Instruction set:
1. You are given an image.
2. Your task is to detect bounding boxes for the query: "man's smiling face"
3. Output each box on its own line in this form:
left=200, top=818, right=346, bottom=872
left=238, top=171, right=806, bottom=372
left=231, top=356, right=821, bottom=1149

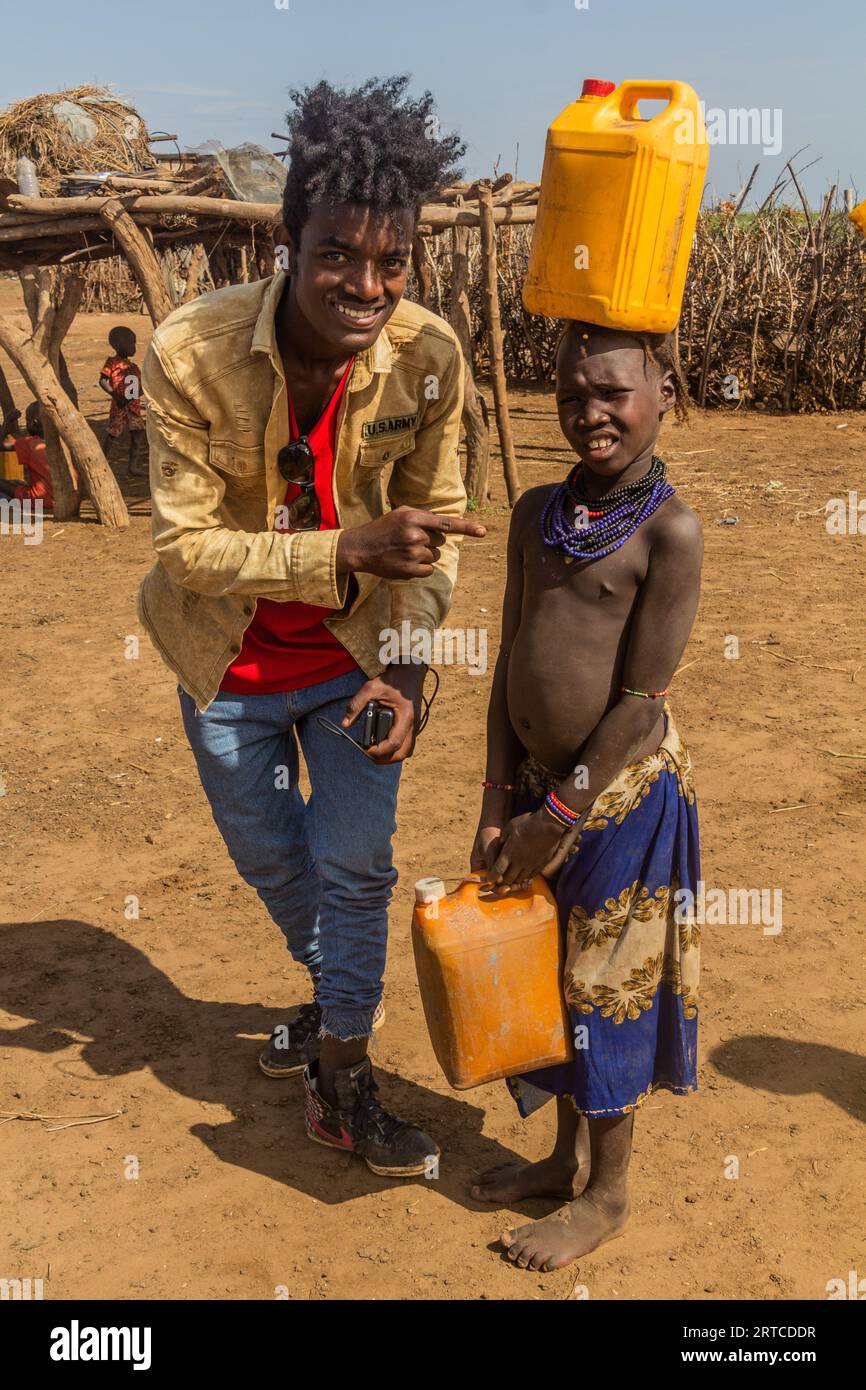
left=276, top=201, right=415, bottom=354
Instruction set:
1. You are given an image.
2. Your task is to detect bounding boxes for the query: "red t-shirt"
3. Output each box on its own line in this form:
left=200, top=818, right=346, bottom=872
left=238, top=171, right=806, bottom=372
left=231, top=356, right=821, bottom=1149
left=220, top=360, right=359, bottom=695
left=12, top=436, right=53, bottom=508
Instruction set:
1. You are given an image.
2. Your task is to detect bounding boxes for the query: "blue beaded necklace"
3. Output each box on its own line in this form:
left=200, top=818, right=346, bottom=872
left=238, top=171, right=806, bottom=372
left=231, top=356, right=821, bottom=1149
left=540, top=456, right=674, bottom=562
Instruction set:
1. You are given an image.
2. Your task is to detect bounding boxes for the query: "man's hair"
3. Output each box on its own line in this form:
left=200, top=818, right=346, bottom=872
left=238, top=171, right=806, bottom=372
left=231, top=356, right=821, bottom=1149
left=559, top=321, right=689, bottom=421
left=108, top=326, right=136, bottom=356
left=281, top=76, right=465, bottom=247
left=25, top=402, right=42, bottom=436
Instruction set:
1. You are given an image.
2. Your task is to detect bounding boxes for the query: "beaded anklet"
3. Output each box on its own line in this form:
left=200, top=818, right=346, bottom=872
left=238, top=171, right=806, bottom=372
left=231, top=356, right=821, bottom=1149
left=621, top=685, right=669, bottom=699
left=543, top=790, right=580, bottom=828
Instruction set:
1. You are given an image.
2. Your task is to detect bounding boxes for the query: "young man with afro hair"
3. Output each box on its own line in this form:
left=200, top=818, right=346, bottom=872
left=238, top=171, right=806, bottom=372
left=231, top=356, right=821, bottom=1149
left=139, top=76, right=485, bottom=1178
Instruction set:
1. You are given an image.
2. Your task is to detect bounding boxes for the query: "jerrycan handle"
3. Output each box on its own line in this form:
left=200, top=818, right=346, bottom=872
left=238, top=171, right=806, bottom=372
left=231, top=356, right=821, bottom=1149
left=616, top=80, right=691, bottom=123
left=453, top=873, right=538, bottom=905
left=450, top=874, right=491, bottom=904
left=414, top=874, right=488, bottom=906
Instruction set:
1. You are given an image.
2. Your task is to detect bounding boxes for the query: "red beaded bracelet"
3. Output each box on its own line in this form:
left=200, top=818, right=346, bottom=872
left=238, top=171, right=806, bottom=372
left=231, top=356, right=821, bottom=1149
left=543, top=791, right=580, bottom=828
left=482, top=779, right=514, bottom=791
left=547, top=789, right=580, bottom=822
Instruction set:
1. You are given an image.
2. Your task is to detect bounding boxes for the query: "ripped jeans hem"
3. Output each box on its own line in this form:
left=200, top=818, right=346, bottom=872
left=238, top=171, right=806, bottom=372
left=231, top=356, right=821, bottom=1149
left=318, top=1007, right=375, bottom=1043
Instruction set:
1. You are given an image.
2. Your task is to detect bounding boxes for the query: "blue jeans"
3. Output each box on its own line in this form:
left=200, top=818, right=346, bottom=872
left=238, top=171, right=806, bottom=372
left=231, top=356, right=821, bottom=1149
left=178, top=668, right=401, bottom=1041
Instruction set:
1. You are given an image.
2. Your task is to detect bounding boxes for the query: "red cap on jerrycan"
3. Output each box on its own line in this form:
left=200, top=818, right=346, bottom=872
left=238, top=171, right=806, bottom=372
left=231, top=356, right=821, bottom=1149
left=580, top=78, right=616, bottom=99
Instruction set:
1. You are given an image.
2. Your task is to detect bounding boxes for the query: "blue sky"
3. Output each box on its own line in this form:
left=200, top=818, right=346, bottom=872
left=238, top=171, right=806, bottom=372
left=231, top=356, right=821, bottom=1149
left=5, top=0, right=862, bottom=206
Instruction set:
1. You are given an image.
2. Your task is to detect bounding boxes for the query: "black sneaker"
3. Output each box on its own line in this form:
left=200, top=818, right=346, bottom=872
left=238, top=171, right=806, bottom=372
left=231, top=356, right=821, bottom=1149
left=259, top=999, right=386, bottom=1079
left=303, top=1056, right=439, bottom=1178
left=259, top=1002, right=321, bottom=1078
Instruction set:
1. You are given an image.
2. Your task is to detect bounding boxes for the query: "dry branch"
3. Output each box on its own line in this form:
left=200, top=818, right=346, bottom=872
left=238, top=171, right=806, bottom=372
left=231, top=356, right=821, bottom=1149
left=450, top=215, right=490, bottom=502
left=8, top=192, right=279, bottom=221
left=0, top=211, right=162, bottom=242
left=478, top=183, right=520, bottom=503
left=99, top=198, right=174, bottom=324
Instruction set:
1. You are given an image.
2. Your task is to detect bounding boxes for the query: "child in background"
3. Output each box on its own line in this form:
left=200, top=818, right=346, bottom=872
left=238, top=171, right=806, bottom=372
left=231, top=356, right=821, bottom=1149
left=99, top=326, right=147, bottom=477
left=0, top=403, right=55, bottom=509
left=470, top=321, right=703, bottom=1272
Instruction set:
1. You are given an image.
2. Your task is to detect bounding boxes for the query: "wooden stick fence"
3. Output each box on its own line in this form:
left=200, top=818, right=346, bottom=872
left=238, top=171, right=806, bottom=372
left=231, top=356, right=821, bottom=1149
left=2, top=162, right=865, bottom=528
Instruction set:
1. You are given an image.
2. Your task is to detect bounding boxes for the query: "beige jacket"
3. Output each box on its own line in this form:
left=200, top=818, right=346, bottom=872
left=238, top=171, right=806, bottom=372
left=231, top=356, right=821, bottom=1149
left=137, top=272, right=466, bottom=709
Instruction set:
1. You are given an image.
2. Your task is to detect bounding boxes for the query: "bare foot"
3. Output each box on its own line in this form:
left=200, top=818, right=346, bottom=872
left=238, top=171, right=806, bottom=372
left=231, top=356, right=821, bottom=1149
left=500, top=1190, right=630, bottom=1271
left=470, top=1154, right=585, bottom=1205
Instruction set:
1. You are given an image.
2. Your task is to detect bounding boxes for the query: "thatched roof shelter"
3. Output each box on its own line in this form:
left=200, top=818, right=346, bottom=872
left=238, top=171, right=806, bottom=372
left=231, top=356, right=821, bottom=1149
left=0, top=84, right=531, bottom=527
left=0, top=84, right=155, bottom=195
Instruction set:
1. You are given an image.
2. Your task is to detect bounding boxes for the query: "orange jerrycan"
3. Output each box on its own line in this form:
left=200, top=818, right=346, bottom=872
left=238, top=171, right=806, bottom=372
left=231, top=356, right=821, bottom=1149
left=523, top=77, right=709, bottom=332
left=411, top=876, right=572, bottom=1089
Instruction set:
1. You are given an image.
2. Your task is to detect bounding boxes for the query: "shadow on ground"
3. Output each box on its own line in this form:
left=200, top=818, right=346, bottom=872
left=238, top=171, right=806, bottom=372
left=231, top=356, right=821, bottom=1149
left=0, top=918, right=525, bottom=1208
left=709, top=1034, right=866, bottom=1125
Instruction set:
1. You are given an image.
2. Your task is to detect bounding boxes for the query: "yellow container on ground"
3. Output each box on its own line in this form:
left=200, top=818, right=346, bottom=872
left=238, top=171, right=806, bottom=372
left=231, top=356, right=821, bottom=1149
left=0, top=450, right=25, bottom=482
left=411, top=875, right=572, bottom=1090
left=523, top=78, right=709, bottom=333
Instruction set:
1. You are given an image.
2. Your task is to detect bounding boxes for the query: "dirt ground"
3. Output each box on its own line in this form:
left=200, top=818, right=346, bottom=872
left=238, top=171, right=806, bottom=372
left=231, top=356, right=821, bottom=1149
left=1, top=280, right=865, bottom=1302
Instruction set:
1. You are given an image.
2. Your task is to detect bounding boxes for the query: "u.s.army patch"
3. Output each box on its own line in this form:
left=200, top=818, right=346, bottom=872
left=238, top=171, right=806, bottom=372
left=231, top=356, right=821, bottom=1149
left=361, top=413, right=418, bottom=440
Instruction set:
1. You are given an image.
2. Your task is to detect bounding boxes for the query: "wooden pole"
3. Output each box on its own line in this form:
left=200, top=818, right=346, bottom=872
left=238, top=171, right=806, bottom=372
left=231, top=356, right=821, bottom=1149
left=459, top=363, right=489, bottom=506
left=46, top=272, right=85, bottom=356
left=449, top=216, right=490, bottom=503
left=0, top=360, right=16, bottom=421
left=0, top=212, right=163, bottom=242
left=102, top=170, right=222, bottom=196
left=440, top=174, right=521, bottom=200
left=4, top=193, right=537, bottom=232
left=56, top=350, right=78, bottom=406
left=411, top=233, right=432, bottom=308
left=0, top=313, right=129, bottom=528
left=419, top=203, right=536, bottom=230
left=42, top=272, right=86, bottom=519
left=58, top=226, right=247, bottom=267
left=18, top=266, right=81, bottom=520
left=182, top=242, right=208, bottom=303
left=257, top=242, right=276, bottom=278
left=18, top=265, right=51, bottom=331
left=0, top=226, right=250, bottom=273
left=208, top=244, right=231, bottom=289
left=9, top=192, right=280, bottom=221
left=99, top=198, right=174, bottom=325
left=477, top=182, right=521, bottom=505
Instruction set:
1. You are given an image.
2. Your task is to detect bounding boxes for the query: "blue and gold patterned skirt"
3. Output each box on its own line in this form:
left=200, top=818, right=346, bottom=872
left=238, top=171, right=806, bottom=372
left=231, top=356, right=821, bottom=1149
left=507, top=709, right=701, bottom=1119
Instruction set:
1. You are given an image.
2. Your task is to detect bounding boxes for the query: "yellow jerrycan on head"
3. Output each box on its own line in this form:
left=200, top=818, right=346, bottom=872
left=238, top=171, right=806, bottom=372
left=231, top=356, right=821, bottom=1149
left=523, top=78, right=709, bottom=333
left=411, top=875, right=573, bottom=1090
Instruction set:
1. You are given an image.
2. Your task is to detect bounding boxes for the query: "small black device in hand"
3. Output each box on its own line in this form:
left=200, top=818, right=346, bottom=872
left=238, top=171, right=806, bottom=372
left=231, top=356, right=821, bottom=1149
left=361, top=700, right=395, bottom=749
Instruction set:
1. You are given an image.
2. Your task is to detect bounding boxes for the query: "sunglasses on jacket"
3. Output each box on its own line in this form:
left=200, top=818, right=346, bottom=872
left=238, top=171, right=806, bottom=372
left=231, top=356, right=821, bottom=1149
left=276, top=435, right=321, bottom=531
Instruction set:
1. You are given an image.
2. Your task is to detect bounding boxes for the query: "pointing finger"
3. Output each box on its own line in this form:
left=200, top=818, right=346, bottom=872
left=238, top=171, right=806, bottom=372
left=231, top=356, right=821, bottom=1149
left=411, top=511, right=487, bottom=539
